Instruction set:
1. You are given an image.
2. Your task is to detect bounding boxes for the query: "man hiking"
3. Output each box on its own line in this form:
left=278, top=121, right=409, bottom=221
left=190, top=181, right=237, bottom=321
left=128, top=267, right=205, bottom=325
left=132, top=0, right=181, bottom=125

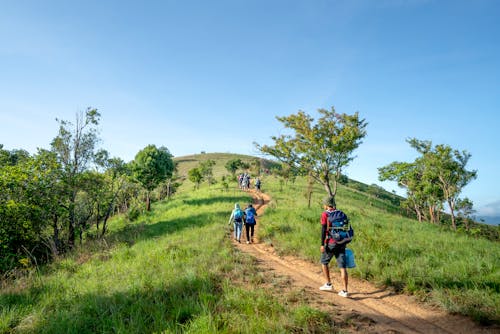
left=319, top=196, right=353, bottom=297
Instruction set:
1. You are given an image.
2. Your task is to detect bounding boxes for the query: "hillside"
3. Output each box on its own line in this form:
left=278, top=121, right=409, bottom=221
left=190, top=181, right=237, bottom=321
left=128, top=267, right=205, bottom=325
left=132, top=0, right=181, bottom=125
left=174, top=152, right=403, bottom=209
left=174, top=152, right=278, bottom=179
left=1, top=153, right=497, bottom=333
left=174, top=152, right=500, bottom=327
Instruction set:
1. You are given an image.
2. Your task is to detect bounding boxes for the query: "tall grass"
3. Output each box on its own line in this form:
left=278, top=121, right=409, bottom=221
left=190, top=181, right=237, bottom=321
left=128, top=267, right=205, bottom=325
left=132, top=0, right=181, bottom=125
left=1, top=187, right=337, bottom=333
left=259, top=176, right=500, bottom=325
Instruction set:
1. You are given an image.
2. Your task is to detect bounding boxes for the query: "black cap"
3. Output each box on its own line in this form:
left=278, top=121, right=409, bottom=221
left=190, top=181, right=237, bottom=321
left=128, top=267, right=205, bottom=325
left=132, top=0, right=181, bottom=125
left=323, top=196, right=336, bottom=208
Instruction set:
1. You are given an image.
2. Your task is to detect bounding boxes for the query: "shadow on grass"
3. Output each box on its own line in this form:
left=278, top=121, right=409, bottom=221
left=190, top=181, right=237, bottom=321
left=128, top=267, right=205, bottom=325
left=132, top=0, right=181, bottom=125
left=182, top=195, right=250, bottom=207
left=107, top=211, right=229, bottom=246
left=29, top=275, right=223, bottom=334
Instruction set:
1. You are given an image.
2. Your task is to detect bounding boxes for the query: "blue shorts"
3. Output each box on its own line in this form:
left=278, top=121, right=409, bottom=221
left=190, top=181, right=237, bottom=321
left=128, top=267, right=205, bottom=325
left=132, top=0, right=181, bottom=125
left=320, top=246, right=347, bottom=268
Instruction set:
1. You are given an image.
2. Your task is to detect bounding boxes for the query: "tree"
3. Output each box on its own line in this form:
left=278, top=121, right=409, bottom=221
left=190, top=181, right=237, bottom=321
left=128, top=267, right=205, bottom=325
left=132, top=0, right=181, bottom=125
left=378, top=161, right=426, bottom=222
left=132, top=145, right=174, bottom=211
left=188, top=167, right=203, bottom=189
left=225, top=158, right=243, bottom=176
left=455, top=197, right=475, bottom=230
left=199, top=159, right=216, bottom=186
left=256, top=107, right=367, bottom=197
left=51, top=108, right=101, bottom=249
left=423, top=142, right=477, bottom=229
left=379, top=138, right=477, bottom=229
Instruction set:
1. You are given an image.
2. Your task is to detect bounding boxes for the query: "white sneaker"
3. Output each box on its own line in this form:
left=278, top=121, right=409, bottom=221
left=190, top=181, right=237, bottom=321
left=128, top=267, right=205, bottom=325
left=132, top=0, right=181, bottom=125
left=338, top=290, right=348, bottom=297
left=319, top=283, right=333, bottom=291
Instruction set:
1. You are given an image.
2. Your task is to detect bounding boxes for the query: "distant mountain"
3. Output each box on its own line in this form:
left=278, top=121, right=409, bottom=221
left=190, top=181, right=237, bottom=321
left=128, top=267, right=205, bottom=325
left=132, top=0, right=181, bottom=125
left=477, top=216, right=500, bottom=226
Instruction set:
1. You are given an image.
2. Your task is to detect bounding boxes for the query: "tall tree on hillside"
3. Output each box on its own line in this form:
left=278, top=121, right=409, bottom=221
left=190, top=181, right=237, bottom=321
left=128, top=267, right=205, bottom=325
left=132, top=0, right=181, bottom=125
left=132, top=145, right=174, bottom=211
left=418, top=140, right=477, bottom=230
left=225, top=159, right=242, bottom=176
left=51, top=108, right=101, bottom=249
left=379, top=161, right=427, bottom=222
left=188, top=167, right=203, bottom=189
left=199, top=159, right=216, bottom=186
left=379, top=138, right=477, bottom=229
left=256, top=107, right=367, bottom=197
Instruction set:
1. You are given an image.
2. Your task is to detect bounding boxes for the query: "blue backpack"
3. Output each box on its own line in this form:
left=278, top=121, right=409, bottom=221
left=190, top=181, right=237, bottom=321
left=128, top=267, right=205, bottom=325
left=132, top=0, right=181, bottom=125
left=234, top=209, right=243, bottom=222
left=245, top=210, right=256, bottom=224
left=327, top=210, right=353, bottom=244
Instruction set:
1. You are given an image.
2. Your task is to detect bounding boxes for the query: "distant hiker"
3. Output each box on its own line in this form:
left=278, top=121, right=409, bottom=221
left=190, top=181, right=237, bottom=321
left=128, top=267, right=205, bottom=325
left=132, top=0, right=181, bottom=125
left=229, top=203, right=244, bottom=243
left=241, top=173, right=250, bottom=191
left=255, top=177, right=261, bottom=192
left=244, top=203, right=257, bottom=244
left=238, top=174, right=243, bottom=189
left=319, top=196, right=353, bottom=297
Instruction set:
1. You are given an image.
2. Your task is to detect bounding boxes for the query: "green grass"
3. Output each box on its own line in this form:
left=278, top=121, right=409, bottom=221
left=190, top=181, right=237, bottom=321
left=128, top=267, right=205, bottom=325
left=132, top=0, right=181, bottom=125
left=0, top=187, right=339, bottom=334
left=259, top=176, right=500, bottom=325
left=2, top=152, right=499, bottom=331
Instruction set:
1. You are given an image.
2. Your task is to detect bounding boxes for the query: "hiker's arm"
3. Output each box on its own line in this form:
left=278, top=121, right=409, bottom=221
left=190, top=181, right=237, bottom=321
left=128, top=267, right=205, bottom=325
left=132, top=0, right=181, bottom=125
left=337, top=236, right=352, bottom=244
left=321, top=224, right=327, bottom=246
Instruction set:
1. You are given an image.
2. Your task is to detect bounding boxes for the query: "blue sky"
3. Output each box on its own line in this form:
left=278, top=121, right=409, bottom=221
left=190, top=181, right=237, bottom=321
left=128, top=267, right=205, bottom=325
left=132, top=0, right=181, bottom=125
left=1, top=0, right=499, bottom=221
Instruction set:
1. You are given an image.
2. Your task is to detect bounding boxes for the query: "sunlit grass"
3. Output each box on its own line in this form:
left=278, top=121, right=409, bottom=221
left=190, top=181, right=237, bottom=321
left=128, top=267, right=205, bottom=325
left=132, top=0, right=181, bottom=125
left=259, top=176, right=500, bottom=324
left=0, top=186, right=340, bottom=333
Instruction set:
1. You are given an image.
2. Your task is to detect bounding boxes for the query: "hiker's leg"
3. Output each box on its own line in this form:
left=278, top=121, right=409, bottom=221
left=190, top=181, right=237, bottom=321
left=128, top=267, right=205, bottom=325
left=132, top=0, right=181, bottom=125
left=236, top=223, right=242, bottom=241
left=322, top=264, right=331, bottom=283
left=245, top=224, right=250, bottom=241
left=340, top=268, right=348, bottom=291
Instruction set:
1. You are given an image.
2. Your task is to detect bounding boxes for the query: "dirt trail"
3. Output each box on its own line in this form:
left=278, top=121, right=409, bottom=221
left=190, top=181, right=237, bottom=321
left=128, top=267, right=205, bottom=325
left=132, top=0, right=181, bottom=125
left=233, top=190, right=498, bottom=334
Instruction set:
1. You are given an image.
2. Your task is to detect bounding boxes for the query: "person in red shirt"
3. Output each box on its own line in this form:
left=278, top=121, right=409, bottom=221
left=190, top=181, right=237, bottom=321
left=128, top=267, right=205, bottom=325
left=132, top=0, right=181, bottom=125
left=319, top=196, right=352, bottom=297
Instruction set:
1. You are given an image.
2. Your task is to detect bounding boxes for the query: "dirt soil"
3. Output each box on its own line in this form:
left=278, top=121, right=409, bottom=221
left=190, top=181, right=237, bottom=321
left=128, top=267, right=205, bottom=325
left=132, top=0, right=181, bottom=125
left=233, top=190, right=499, bottom=334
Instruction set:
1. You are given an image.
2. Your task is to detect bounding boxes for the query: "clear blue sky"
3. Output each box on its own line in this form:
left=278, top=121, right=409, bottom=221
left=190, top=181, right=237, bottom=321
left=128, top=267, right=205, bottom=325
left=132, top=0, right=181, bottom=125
left=1, top=0, right=499, bottom=221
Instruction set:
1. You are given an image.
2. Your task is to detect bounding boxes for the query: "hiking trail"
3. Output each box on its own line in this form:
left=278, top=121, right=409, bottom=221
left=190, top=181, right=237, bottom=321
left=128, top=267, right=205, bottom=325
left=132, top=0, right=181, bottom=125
left=232, top=189, right=498, bottom=334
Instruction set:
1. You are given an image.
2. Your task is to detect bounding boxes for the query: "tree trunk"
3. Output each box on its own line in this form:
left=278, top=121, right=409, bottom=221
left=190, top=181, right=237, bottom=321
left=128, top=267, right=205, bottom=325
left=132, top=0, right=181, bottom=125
left=448, top=199, right=456, bottom=230
left=52, top=214, right=60, bottom=255
left=146, top=192, right=151, bottom=211
left=414, top=203, right=423, bottom=222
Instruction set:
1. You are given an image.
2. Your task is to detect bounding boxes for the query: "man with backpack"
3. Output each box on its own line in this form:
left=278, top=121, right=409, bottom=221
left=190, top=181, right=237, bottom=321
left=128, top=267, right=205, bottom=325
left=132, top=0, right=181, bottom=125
left=244, top=203, right=257, bottom=244
left=319, top=196, right=353, bottom=297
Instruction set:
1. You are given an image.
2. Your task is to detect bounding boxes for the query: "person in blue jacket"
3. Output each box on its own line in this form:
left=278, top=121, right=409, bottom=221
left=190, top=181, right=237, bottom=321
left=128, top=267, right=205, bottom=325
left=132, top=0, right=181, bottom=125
left=244, top=203, right=257, bottom=244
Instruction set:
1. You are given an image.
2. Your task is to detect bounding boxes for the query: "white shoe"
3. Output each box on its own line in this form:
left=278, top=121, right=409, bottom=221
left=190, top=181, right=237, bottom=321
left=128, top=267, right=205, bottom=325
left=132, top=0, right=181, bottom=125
left=338, top=290, right=348, bottom=297
left=319, top=283, right=333, bottom=291
left=246, top=241, right=250, bottom=244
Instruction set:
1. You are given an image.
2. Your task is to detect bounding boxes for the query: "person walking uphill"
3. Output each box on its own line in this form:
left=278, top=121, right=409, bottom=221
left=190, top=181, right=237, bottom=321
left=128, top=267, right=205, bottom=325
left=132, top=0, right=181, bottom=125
left=229, top=203, right=244, bottom=243
left=244, top=203, right=257, bottom=244
left=319, top=196, right=353, bottom=297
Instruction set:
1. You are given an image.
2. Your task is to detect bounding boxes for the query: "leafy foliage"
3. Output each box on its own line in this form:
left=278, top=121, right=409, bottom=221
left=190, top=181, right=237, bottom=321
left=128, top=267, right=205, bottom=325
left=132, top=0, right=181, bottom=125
left=132, top=145, right=174, bottom=210
left=256, top=107, right=367, bottom=197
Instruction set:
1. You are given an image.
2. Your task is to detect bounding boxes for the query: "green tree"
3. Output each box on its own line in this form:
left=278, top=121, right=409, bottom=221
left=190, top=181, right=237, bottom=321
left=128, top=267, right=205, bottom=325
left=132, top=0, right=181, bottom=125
left=188, top=167, right=203, bottom=189
left=50, top=108, right=101, bottom=249
left=132, top=145, right=174, bottom=211
left=256, top=107, right=367, bottom=197
left=0, top=149, right=63, bottom=270
left=420, top=141, right=477, bottom=229
left=225, top=158, right=243, bottom=176
left=199, top=159, right=216, bottom=186
left=379, top=138, right=477, bottom=229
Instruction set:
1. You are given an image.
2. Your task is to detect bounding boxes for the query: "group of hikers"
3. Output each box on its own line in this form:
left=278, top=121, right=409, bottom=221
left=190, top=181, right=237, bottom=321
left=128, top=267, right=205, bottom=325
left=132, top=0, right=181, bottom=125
left=228, top=193, right=354, bottom=298
left=237, top=173, right=261, bottom=192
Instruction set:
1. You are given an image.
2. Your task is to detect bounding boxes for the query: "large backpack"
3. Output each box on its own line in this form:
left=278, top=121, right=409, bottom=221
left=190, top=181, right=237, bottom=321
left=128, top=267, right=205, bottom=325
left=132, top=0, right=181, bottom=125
left=326, top=210, right=353, bottom=245
left=234, top=209, right=243, bottom=223
left=245, top=210, right=256, bottom=224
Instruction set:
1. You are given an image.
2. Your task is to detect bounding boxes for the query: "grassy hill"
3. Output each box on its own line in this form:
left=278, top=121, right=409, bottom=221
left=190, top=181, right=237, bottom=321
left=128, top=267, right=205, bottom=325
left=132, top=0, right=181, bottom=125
left=1, top=152, right=498, bottom=332
left=175, top=153, right=499, bottom=324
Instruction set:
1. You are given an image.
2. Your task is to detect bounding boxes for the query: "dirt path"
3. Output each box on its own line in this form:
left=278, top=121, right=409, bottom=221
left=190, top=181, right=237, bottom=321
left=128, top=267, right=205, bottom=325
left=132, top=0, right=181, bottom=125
left=233, top=190, right=498, bottom=334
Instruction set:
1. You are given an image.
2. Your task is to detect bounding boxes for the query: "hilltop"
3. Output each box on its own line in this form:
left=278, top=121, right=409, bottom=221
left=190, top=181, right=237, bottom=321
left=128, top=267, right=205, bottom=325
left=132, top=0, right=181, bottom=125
left=174, top=152, right=279, bottom=178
